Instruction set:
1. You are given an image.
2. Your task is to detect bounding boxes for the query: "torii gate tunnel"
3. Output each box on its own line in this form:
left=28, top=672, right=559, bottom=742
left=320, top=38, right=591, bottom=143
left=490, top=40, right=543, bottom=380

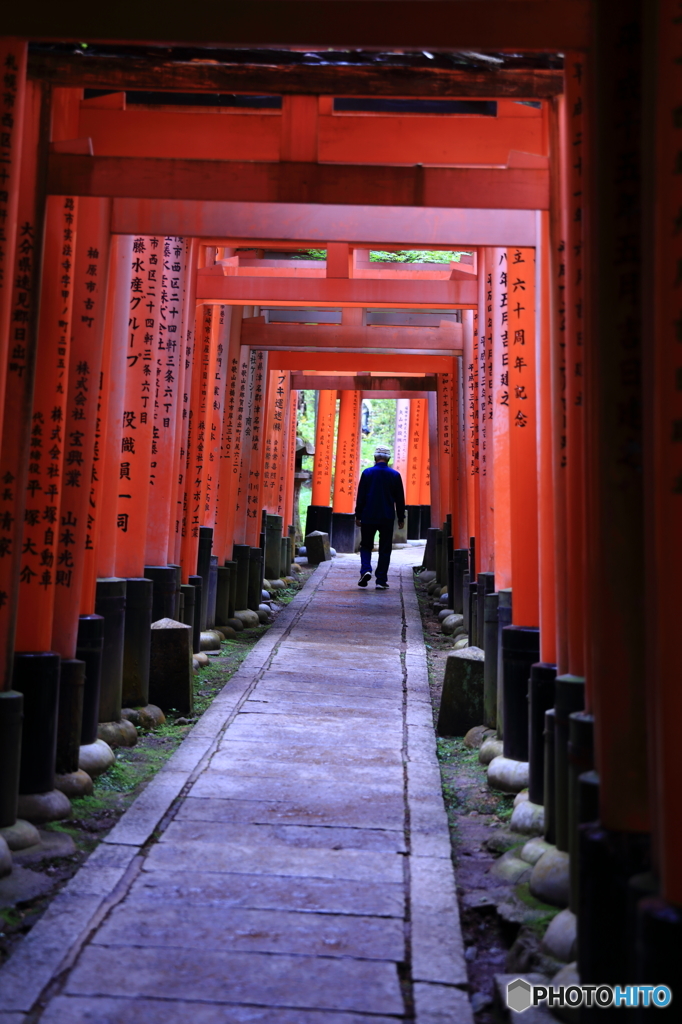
left=0, top=0, right=680, bottom=992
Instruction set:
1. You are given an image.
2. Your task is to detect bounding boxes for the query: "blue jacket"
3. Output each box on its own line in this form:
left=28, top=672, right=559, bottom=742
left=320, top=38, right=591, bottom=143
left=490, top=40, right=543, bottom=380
left=355, top=462, right=406, bottom=522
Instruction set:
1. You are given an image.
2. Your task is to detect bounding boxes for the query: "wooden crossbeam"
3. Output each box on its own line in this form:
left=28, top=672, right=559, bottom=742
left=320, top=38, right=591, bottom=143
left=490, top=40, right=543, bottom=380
left=267, top=351, right=454, bottom=373
left=291, top=374, right=437, bottom=390
left=7, top=2, right=589, bottom=50
left=111, top=198, right=538, bottom=247
left=47, top=154, right=549, bottom=210
left=361, top=391, right=429, bottom=400
left=28, top=51, right=564, bottom=99
left=240, top=317, right=463, bottom=349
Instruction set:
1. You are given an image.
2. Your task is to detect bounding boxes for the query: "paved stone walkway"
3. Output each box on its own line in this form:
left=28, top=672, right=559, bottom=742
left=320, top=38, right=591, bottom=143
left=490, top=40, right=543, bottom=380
left=0, top=549, right=470, bottom=1024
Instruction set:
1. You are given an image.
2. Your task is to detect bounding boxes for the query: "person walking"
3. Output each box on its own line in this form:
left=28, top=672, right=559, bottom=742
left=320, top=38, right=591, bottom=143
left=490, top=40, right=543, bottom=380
left=355, top=445, right=406, bottom=589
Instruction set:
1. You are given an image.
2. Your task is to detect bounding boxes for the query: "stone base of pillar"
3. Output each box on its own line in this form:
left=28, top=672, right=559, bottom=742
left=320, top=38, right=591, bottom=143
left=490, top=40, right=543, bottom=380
left=97, top=719, right=138, bottom=747
left=149, top=618, right=194, bottom=715
left=13, top=652, right=60, bottom=799
left=405, top=505, right=421, bottom=539
left=419, top=504, right=431, bottom=538
left=305, top=504, right=333, bottom=538
left=122, top=577, right=153, bottom=708
left=0, top=690, right=23, bottom=830
left=94, top=578, right=127, bottom=724
left=331, top=512, right=356, bottom=554
left=577, top=822, right=651, bottom=986
left=437, top=647, right=484, bottom=736
left=76, top=614, right=104, bottom=747
left=635, top=895, right=682, bottom=1002
left=501, top=625, right=540, bottom=763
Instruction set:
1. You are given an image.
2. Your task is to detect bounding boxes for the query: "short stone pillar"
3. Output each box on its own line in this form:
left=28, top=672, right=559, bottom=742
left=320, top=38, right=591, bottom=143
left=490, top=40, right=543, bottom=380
left=149, top=618, right=194, bottom=715
left=437, top=647, right=485, bottom=736
left=392, top=512, right=408, bottom=544
left=305, top=530, right=331, bottom=565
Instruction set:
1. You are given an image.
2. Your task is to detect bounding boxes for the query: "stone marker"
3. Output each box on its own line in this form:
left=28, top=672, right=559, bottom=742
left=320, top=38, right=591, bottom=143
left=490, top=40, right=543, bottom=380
left=305, top=530, right=331, bottom=565
left=437, top=647, right=485, bottom=736
left=149, top=618, right=193, bottom=715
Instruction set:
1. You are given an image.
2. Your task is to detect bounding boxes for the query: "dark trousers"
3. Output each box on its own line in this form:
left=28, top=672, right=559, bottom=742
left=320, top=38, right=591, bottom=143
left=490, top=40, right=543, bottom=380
left=359, top=519, right=394, bottom=584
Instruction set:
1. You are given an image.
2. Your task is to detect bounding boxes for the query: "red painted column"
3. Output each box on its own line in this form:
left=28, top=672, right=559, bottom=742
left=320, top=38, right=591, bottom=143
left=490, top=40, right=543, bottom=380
left=0, top=40, right=27, bottom=459
left=548, top=94, right=570, bottom=675
left=406, top=397, right=426, bottom=508
left=171, top=240, right=199, bottom=565
left=203, top=305, right=229, bottom=532
left=179, top=302, right=215, bottom=581
left=463, top=310, right=479, bottom=553
left=51, top=199, right=111, bottom=657
left=230, top=340, right=252, bottom=547
left=507, top=246, right=539, bottom=628
left=0, top=80, right=47, bottom=689
left=244, top=349, right=267, bottom=547
left=491, top=248, right=512, bottom=590
left=14, top=189, right=78, bottom=648
left=563, top=53, right=588, bottom=686
left=311, top=389, right=337, bottom=507
left=645, top=0, right=682, bottom=907
left=114, top=235, right=161, bottom=579
left=213, top=305, right=243, bottom=562
left=93, top=236, right=134, bottom=581
left=332, top=390, right=360, bottom=514
left=393, top=399, right=410, bottom=488
left=478, top=252, right=493, bottom=571
left=536, top=212, right=557, bottom=665
left=262, top=368, right=290, bottom=515
left=426, top=392, right=441, bottom=527
left=145, top=236, right=187, bottom=565
left=282, top=388, right=298, bottom=534
left=419, top=410, right=431, bottom=509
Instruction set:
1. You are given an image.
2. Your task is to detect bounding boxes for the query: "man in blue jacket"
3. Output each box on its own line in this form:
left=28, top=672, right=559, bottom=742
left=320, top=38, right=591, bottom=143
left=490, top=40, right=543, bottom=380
left=355, top=445, right=406, bottom=589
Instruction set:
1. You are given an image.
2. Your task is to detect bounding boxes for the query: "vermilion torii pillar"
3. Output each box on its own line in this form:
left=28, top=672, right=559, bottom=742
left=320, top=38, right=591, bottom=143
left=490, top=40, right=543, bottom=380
left=491, top=247, right=512, bottom=592
left=331, top=388, right=360, bottom=552
left=563, top=52, right=588, bottom=687
left=393, top=399, right=410, bottom=485
left=51, top=198, right=111, bottom=658
left=14, top=188, right=78, bottom=652
left=477, top=249, right=493, bottom=573
left=171, top=240, right=199, bottom=565
left=0, top=39, right=27, bottom=462
left=213, top=304, right=243, bottom=563
left=114, top=235, right=160, bottom=578
left=501, top=245, right=540, bottom=765
left=310, top=388, right=337, bottom=510
left=641, top=0, right=682, bottom=935
left=144, top=237, right=187, bottom=567
left=406, top=396, right=426, bottom=539
left=0, top=81, right=46, bottom=691
left=507, top=246, right=539, bottom=629
left=463, top=310, right=479, bottom=557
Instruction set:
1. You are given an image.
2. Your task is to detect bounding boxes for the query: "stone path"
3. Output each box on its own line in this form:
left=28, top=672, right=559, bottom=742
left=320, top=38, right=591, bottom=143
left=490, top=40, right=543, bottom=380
left=0, top=549, right=470, bottom=1024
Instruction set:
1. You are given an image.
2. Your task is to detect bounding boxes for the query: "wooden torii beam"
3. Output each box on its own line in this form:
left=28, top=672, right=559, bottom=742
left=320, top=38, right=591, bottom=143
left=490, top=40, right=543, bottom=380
left=240, top=317, right=463, bottom=349
left=48, top=154, right=549, bottom=210
left=5, top=2, right=590, bottom=50
left=111, top=199, right=538, bottom=247
left=197, top=273, right=476, bottom=309
left=291, top=374, right=437, bottom=391
left=28, top=50, right=564, bottom=99
left=268, top=351, right=453, bottom=373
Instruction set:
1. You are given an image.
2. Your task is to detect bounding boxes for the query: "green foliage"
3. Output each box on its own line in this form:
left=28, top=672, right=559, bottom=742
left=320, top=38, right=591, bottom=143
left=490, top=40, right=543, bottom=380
left=289, top=248, right=470, bottom=263
left=369, top=250, right=466, bottom=263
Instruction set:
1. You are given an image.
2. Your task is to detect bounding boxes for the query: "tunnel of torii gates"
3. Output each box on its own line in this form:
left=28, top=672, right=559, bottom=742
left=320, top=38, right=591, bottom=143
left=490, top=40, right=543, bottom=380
left=1, top=0, right=682, bottom=987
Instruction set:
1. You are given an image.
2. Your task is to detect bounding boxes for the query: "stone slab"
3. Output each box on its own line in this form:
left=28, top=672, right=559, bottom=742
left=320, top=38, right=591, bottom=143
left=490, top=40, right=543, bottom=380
left=102, top=771, right=189, bottom=847
left=414, top=983, right=475, bottom=1024
left=65, top=947, right=405, bottom=1015
left=144, top=840, right=404, bottom=884
left=0, top=893, right=104, bottom=1011
left=174, top=795, right=405, bottom=830
left=162, top=819, right=406, bottom=852
left=94, top=903, right=405, bottom=961
left=203, top=756, right=404, bottom=786
left=127, top=868, right=405, bottom=918
left=41, top=996, right=400, bottom=1024
left=410, top=856, right=467, bottom=986
left=213, top=738, right=405, bottom=768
